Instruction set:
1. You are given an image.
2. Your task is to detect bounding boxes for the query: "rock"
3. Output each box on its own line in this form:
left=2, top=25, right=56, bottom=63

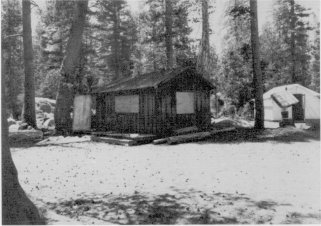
left=36, top=109, right=43, bottom=114
left=44, top=113, right=54, bottom=120
left=9, top=124, right=19, bottom=132
left=39, top=103, right=52, bottom=113
left=27, top=126, right=33, bottom=130
left=43, top=118, right=55, bottom=129
left=9, top=130, right=43, bottom=143
left=18, top=123, right=29, bottom=130
left=7, top=118, right=17, bottom=127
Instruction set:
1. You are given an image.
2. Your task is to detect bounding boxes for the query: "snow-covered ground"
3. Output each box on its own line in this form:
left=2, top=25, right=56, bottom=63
left=11, top=133, right=320, bottom=224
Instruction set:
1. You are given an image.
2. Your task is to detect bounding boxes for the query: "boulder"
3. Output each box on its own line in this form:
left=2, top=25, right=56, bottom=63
left=9, top=124, right=19, bottom=132
left=7, top=118, right=17, bottom=127
left=43, top=118, right=55, bottom=129
left=18, top=123, right=29, bottom=130
left=9, top=129, right=43, bottom=143
left=39, top=103, right=52, bottom=113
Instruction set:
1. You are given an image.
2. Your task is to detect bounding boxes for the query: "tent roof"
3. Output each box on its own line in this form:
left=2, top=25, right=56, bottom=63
left=92, top=67, right=215, bottom=93
left=271, top=91, right=299, bottom=108
left=264, top=84, right=320, bottom=99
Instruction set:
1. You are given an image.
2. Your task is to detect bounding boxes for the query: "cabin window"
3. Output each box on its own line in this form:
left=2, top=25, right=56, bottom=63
left=176, top=92, right=194, bottom=114
left=115, top=95, right=139, bottom=113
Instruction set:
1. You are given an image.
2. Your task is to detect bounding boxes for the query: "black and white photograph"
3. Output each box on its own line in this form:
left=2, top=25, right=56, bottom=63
left=1, top=0, right=320, bottom=224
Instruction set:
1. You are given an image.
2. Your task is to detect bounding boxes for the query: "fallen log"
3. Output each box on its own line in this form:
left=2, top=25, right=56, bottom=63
left=167, top=131, right=211, bottom=145
left=152, top=138, right=168, bottom=145
left=210, top=127, right=236, bottom=135
left=173, top=126, right=198, bottom=135
left=167, top=127, right=236, bottom=145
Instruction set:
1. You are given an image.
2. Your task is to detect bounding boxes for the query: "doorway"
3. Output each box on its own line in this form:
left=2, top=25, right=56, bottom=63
left=292, top=94, right=305, bottom=121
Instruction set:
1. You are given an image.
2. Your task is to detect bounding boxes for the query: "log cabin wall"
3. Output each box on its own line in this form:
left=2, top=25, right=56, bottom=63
left=156, top=72, right=211, bottom=135
left=92, top=67, right=214, bottom=135
left=95, top=89, right=157, bottom=134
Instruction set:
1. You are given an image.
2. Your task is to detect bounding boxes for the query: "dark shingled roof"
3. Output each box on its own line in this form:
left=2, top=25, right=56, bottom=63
left=92, top=67, right=215, bottom=93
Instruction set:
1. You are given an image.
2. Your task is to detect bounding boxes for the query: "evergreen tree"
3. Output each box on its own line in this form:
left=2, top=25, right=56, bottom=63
left=22, top=0, right=36, bottom=128
left=94, top=0, right=137, bottom=81
left=34, top=0, right=75, bottom=99
left=54, top=0, right=88, bottom=135
left=2, top=52, right=44, bottom=225
left=310, top=22, right=320, bottom=92
left=165, top=0, right=174, bottom=69
left=197, top=0, right=211, bottom=79
left=139, top=0, right=193, bottom=72
left=250, top=0, right=264, bottom=129
left=260, top=22, right=288, bottom=90
left=218, top=0, right=253, bottom=108
left=1, top=0, right=23, bottom=119
left=273, top=0, right=312, bottom=85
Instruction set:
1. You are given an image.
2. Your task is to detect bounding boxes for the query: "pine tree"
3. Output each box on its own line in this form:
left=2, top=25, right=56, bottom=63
left=94, top=0, right=137, bottom=81
left=218, top=0, right=253, bottom=108
left=310, top=22, right=320, bottom=92
left=2, top=39, right=44, bottom=226
left=22, top=0, right=36, bottom=128
left=139, top=0, right=193, bottom=72
left=1, top=0, right=23, bottom=119
left=197, top=0, right=211, bottom=79
left=273, top=0, right=312, bottom=85
left=250, top=0, right=264, bottom=129
left=165, top=0, right=174, bottom=69
left=34, top=0, right=75, bottom=98
left=54, top=0, right=88, bottom=135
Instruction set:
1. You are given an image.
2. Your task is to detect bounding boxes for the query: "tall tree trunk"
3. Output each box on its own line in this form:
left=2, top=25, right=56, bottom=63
left=2, top=49, right=44, bottom=225
left=22, top=0, right=36, bottom=128
left=198, top=0, right=210, bottom=79
left=250, top=0, right=264, bottom=129
left=5, top=0, right=21, bottom=120
left=54, top=0, right=88, bottom=135
left=113, top=2, right=120, bottom=79
left=165, top=0, right=174, bottom=69
left=152, top=26, right=158, bottom=71
left=290, top=0, right=296, bottom=83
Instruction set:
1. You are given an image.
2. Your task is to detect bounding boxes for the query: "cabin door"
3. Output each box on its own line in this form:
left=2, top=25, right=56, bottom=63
left=292, top=94, right=305, bottom=121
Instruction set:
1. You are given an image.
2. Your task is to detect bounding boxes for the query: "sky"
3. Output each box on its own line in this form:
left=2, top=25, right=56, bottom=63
left=32, top=0, right=320, bottom=54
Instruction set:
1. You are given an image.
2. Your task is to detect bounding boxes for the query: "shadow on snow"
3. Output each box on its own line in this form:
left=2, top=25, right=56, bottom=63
left=198, top=127, right=320, bottom=145
left=40, top=188, right=320, bottom=224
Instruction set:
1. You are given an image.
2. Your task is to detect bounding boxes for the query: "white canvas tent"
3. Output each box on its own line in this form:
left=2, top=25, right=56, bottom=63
left=263, top=84, right=320, bottom=124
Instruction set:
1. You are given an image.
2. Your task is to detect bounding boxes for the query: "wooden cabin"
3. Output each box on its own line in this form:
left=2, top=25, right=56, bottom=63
left=91, top=67, right=215, bottom=135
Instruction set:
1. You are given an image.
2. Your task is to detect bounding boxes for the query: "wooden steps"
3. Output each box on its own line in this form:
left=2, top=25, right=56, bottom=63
left=91, top=127, right=236, bottom=146
left=91, top=136, right=137, bottom=146
left=91, top=132, right=156, bottom=146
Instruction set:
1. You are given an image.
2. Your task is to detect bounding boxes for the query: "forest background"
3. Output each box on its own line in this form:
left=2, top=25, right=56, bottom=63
left=2, top=0, right=320, bottom=121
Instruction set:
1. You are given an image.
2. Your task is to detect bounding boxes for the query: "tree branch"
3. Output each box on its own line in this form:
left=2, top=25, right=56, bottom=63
left=4, top=34, right=23, bottom=39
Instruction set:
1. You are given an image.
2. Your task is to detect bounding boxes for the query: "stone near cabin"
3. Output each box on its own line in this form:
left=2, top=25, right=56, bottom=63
left=7, top=118, right=17, bottom=127
left=9, top=124, right=19, bottom=132
left=43, top=118, right=55, bottom=129
left=39, top=102, right=52, bottom=113
left=36, top=109, right=43, bottom=114
left=18, top=123, right=29, bottom=130
left=9, top=129, right=43, bottom=143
